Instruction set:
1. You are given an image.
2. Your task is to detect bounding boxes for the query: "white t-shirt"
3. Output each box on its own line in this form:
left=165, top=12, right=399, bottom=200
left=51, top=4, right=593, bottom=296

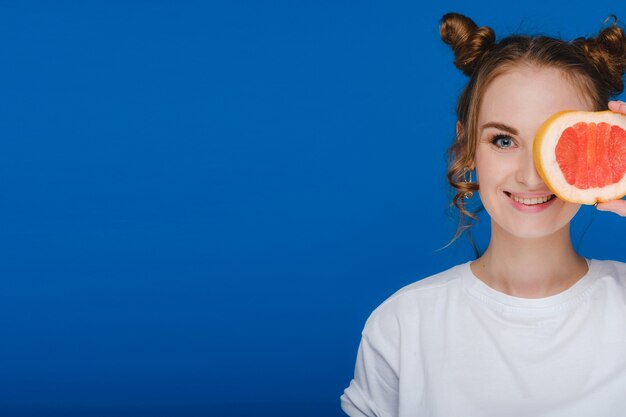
left=341, top=259, right=626, bottom=417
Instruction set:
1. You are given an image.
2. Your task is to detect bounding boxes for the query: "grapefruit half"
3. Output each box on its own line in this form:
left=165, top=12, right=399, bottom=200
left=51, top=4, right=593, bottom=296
left=534, top=110, right=626, bottom=204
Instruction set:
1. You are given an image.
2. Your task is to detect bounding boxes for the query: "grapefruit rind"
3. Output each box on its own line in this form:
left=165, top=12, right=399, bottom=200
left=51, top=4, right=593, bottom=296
left=533, top=110, right=626, bottom=205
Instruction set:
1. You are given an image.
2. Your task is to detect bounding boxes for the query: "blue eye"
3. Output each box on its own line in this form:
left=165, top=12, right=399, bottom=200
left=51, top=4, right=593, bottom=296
left=491, top=134, right=514, bottom=149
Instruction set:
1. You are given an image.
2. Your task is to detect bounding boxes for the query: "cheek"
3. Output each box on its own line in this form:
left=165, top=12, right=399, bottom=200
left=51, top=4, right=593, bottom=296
left=561, top=201, right=582, bottom=219
left=475, top=150, right=517, bottom=189
left=475, top=154, right=500, bottom=188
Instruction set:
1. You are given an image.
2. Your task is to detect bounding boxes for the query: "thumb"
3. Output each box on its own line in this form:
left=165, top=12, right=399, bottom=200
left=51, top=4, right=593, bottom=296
left=596, top=200, right=626, bottom=217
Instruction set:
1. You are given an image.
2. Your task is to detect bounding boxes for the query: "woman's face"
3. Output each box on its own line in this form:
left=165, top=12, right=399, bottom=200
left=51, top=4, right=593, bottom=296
left=473, top=66, right=593, bottom=239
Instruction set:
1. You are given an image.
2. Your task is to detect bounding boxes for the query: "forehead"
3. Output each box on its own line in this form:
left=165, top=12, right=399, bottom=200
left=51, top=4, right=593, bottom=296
left=478, top=66, right=594, bottom=135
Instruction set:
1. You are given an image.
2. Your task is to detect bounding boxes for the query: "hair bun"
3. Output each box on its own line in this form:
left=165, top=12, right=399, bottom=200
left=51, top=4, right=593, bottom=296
left=440, top=13, right=496, bottom=76
left=574, top=15, right=626, bottom=96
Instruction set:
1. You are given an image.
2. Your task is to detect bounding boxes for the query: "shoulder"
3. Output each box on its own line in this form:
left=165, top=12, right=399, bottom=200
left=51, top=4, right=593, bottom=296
left=583, top=259, right=626, bottom=316
left=583, top=258, right=626, bottom=304
left=591, top=258, right=626, bottom=285
left=591, top=258, right=626, bottom=277
left=361, top=262, right=470, bottom=339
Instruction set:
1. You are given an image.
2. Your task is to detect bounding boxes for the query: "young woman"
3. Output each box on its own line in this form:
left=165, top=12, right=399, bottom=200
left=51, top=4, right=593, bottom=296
left=341, top=13, right=626, bottom=417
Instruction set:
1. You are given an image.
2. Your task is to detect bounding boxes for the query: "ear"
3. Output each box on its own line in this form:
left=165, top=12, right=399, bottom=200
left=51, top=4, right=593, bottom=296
left=456, top=121, right=475, bottom=171
left=456, top=121, right=463, bottom=141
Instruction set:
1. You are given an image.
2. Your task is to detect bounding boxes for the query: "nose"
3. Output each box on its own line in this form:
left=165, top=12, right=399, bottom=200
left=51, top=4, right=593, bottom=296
left=516, top=146, right=545, bottom=188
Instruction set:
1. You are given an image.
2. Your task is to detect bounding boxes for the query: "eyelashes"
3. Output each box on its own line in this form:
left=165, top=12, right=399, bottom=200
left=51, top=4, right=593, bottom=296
left=490, top=133, right=515, bottom=149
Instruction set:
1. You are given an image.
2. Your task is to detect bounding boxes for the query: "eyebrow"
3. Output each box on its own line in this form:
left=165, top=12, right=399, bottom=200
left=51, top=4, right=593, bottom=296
left=480, top=122, right=519, bottom=135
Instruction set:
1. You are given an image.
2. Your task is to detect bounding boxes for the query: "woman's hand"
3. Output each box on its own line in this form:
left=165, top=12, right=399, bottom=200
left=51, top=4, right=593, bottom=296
left=595, top=100, right=626, bottom=216
left=608, top=100, right=626, bottom=114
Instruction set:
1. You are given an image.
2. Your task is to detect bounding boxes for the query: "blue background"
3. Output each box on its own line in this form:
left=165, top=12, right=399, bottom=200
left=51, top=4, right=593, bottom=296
left=1, top=1, right=624, bottom=416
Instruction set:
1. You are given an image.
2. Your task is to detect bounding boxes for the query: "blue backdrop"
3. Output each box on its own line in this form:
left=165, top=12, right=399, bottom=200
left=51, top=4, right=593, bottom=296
left=1, top=1, right=624, bottom=416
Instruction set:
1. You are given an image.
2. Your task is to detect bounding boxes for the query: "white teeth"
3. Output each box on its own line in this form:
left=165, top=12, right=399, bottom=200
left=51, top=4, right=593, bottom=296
left=510, top=194, right=554, bottom=205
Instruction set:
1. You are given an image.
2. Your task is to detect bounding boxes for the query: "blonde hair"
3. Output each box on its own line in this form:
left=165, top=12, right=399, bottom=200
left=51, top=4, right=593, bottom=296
left=440, top=13, right=626, bottom=256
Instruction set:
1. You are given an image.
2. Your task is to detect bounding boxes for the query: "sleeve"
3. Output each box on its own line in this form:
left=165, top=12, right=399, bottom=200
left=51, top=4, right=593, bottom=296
left=340, top=305, right=401, bottom=417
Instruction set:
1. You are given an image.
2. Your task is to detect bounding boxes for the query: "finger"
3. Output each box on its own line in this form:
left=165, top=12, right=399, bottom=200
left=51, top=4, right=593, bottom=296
left=608, top=100, right=626, bottom=114
left=596, top=200, right=626, bottom=217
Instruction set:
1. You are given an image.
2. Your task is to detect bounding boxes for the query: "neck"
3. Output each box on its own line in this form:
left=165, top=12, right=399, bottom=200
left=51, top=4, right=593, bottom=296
left=470, top=221, right=588, bottom=298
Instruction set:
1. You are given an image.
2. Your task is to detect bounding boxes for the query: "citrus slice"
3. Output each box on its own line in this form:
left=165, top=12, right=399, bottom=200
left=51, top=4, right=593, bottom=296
left=534, top=110, right=626, bottom=204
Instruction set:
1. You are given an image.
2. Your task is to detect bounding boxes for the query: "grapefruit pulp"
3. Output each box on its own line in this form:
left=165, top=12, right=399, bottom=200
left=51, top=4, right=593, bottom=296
left=533, top=110, right=626, bottom=204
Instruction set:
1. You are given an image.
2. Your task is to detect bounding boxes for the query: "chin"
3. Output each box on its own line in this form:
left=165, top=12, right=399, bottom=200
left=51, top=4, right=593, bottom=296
left=497, top=217, right=575, bottom=240
left=484, top=198, right=581, bottom=240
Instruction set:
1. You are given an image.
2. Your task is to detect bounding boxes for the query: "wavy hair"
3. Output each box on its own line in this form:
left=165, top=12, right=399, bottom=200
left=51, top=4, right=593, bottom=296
left=439, top=13, right=626, bottom=256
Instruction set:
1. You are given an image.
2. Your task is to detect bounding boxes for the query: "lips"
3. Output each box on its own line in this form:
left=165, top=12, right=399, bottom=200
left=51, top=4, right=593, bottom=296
left=504, top=191, right=556, bottom=206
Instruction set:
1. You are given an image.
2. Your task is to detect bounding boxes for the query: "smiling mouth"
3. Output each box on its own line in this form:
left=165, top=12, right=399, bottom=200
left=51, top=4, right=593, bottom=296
left=504, top=192, right=556, bottom=206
